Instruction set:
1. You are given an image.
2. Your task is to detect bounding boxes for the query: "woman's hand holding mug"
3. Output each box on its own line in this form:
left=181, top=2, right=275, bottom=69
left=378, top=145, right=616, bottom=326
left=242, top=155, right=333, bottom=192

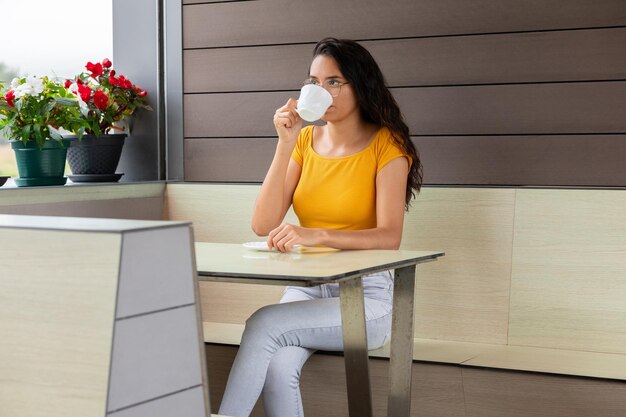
left=273, top=98, right=302, bottom=146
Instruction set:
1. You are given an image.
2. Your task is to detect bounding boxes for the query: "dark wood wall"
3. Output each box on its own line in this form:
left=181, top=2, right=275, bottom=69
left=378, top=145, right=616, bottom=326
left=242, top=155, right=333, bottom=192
left=181, top=0, right=626, bottom=186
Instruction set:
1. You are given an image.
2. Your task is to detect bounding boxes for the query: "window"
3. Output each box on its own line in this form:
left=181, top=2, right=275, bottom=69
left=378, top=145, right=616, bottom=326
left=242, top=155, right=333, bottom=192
left=0, top=0, right=113, bottom=177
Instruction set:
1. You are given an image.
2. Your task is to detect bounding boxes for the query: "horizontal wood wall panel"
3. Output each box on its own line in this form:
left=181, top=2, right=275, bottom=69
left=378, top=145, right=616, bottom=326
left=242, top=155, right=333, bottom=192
left=205, top=344, right=467, bottom=417
left=183, top=0, right=241, bottom=4
left=463, top=367, right=626, bottom=417
left=184, top=28, right=626, bottom=93
left=395, top=82, right=626, bottom=135
left=184, top=82, right=626, bottom=137
left=207, top=345, right=626, bottom=417
left=184, top=138, right=276, bottom=181
left=183, top=0, right=626, bottom=48
left=184, top=135, right=626, bottom=185
left=416, top=135, right=626, bottom=186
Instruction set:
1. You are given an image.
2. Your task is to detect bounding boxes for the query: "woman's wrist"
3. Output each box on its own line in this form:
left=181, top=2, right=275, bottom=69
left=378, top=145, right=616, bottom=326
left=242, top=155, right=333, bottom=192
left=314, top=228, right=329, bottom=246
left=275, top=139, right=296, bottom=155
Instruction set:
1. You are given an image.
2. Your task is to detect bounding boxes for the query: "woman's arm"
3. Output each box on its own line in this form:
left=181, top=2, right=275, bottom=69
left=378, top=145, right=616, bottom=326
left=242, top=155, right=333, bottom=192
left=267, top=156, right=409, bottom=251
left=251, top=99, right=303, bottom=236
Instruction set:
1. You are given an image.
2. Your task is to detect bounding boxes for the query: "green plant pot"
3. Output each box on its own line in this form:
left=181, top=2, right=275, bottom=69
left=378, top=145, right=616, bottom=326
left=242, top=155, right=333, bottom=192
left=11, top=139, right=71, bottom=187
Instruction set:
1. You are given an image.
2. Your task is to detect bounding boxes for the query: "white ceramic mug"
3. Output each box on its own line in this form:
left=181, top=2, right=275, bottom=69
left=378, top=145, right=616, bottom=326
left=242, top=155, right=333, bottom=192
left=296, top=84, right=333, bottom=122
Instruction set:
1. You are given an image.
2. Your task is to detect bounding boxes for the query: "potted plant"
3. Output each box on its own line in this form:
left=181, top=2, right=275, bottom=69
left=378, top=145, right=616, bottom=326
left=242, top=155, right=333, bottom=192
left=0, top=76, right=76, bottom=187
left=62, top=58, right=152, bottom=182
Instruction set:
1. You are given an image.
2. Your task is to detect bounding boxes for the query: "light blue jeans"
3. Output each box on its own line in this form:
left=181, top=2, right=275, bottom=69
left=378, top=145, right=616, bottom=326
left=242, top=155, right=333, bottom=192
left=218, top=271, right=394, bottom=417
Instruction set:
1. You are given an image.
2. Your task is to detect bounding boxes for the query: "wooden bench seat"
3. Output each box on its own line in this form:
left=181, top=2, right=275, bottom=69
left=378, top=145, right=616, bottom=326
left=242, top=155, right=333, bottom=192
left=165, top=183, right=626, bottom=416
left=202, top=321, right=626, bottom=381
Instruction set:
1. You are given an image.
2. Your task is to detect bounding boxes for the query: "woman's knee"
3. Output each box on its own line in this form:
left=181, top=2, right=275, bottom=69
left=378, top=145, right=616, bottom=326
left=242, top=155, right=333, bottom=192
left=264, top=347, right=311, bottom=390
left=241, top=304, right=286, bottom=345
left=245, top=304, right=280, bottom=330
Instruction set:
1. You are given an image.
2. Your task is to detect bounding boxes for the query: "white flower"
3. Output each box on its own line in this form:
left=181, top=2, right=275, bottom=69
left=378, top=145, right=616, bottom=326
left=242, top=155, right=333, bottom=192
left=11, top=76, right=45, bottom=98
left=13, top=83, right=33, bottom=98
left=26, top=75, right=45, bottom=95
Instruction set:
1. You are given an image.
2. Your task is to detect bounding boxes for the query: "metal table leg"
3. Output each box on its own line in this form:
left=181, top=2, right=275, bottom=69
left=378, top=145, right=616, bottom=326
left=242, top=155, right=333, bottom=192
left=339, top=276, right=373, bottom=417
left=387, top=265, right=417, bottom=417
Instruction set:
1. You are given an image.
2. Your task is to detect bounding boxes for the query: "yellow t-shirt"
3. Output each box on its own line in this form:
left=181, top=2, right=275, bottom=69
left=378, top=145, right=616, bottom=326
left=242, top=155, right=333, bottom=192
left=291, top=125, right=411, bottom=230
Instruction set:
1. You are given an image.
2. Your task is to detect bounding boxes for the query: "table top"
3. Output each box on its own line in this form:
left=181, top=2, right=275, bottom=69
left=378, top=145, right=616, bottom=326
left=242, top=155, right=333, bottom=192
left=195, top=242, right=444, bottom=285
left=0, top=214, right=189, bottom=233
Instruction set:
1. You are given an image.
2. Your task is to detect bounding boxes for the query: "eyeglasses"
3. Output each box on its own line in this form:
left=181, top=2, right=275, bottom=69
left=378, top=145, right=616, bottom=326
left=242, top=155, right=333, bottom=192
left=303, top=78, right=349, bottom=97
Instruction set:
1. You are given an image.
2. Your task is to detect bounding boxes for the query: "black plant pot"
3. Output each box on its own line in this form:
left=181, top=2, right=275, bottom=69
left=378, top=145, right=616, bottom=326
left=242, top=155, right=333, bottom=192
left=65, top=134, right=126, bottom=181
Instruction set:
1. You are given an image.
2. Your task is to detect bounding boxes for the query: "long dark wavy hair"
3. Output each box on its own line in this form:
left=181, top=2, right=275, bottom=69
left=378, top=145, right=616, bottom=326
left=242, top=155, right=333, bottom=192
left=312, top=37, right=423, bottom=209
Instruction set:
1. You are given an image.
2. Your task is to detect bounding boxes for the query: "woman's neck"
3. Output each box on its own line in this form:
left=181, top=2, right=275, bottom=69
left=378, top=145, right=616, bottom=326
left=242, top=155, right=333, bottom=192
left=325, top=115, right=376, bottom=147
left=313, top=116, right=379, bottom=158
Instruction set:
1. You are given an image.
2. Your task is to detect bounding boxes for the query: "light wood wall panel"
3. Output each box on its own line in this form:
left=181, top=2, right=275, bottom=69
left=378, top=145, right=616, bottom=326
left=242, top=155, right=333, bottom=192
left=184, top=28, right=626, bottom=93
left=184, top=82, right=626, bottom=138
left=404, top=188, right=515, bottom=344
left=166, top=184, right=515, bottom=344
left=509, top=189, right=626, bottom=354
left=164, top=183, right=299, bottom=243
left=199, top=282, right=283, bottom=324
left=183, top=0, right=626, bottom=49
left=166, top=183, right=293, bottom=325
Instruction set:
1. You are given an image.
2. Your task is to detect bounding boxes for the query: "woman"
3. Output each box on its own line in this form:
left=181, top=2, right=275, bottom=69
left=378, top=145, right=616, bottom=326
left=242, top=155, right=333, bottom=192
left=219, top=37, right=422, bottom=417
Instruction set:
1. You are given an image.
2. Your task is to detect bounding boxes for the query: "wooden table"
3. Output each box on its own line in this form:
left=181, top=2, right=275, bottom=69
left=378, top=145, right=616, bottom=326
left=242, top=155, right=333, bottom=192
left=195, top=242, right=444, bottom=417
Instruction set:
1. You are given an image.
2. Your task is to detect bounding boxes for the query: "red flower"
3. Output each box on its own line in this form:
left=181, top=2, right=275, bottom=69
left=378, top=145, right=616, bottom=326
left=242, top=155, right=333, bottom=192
left=117, top=75, right=132, bottom=89
left=86, top=61, right=103, bottom=78
left=102, top=58, right=112, bottom=68
left=110, top=69, right=116, bottom=77
left=77, top=83, right=92, bottom=102
left=64, top=79, right=72, bottom=88
left=138, top=90, right=147, bottom=97
left=109, top=75, right=121, bottom=87
left=76, top=78, right=84, bottom=85
left=94, top=90, right=108, bottom=110
left=5, top=90, right=15, bottom=107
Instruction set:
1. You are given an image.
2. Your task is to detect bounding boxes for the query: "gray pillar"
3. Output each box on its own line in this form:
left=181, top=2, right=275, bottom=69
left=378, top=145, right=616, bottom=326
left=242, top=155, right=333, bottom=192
left=164, top=0, right=184, bottom=181
left=113, top=0, right=163, bottom=181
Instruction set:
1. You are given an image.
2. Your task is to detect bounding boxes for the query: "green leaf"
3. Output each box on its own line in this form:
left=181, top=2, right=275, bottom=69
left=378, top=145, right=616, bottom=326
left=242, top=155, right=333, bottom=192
left=43, top=101, right=54, bottom=115
left=55, top=97, right=78, bottom=107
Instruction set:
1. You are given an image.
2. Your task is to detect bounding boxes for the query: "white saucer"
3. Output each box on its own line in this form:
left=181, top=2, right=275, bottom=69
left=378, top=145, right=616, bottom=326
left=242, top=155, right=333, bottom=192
left=242, top=241, right=300, bottom=252
left=242, top=241, right=338, bottom=253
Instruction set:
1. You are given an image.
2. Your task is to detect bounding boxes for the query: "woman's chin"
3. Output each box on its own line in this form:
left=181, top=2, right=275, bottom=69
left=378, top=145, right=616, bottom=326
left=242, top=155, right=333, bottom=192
left=320, top=108, right=334, bottom=123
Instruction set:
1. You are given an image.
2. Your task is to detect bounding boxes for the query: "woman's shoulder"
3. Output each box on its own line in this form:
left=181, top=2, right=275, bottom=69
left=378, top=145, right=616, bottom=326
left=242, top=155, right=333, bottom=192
left=298, top=125, right=315, bottom=145
left=371, top=126, right=410, bottom=163
left=300, top=125, right=315, bottom=138
left=372, top=126, right=399, bottom=150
